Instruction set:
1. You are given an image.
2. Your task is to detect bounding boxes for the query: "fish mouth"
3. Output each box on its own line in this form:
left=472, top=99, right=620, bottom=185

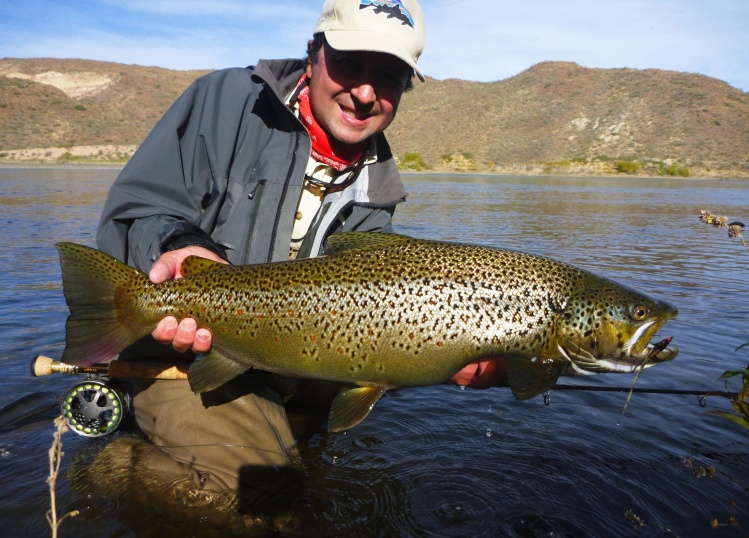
left=559, top=320, right=678, bottom=375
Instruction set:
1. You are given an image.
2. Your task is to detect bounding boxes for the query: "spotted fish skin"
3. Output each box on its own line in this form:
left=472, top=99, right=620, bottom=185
left=56, top=233, right=678, bottom=431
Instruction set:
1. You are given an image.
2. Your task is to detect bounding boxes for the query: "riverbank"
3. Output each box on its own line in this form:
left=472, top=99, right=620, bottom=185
left=1, top=144, right=747, bottom=180
left=0, top=144, right=137, bottom=165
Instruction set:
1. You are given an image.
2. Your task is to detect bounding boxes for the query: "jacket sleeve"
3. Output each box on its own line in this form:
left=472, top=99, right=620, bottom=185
left=96, top=69, right=252, bottom=271
left=340, top=205, right=397, bottom=234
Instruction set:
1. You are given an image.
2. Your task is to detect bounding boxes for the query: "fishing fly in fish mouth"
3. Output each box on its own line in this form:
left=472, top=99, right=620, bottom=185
left=54, top=232, right=678, bottom=432
left=554, top=287, right=678, bottom=375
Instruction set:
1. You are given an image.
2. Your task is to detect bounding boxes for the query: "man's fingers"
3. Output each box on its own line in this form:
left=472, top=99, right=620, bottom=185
left=152, top=316, right=178, bottom=343
left=193, top=328, right=213, bottom=354
left=149, top=246, right=228, bottom=285
left=152, top=316, right=213, bottom=354
left=172, top=318, right=197, bottom=353
left=471, top=359, right=498, bottom=390
left=149, top=257, right=177, bottom=284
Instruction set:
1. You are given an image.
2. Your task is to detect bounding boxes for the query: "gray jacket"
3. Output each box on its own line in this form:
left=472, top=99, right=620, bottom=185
left=96, top=59, right=407, bottom=271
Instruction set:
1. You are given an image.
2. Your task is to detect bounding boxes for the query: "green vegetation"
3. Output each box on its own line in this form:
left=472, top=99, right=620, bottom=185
left=399, top=151, right=429, bottom=171
left=657, top=161, right=690, bottom=177
left=614, top=160, right=640, bottom=174
left=440, top=153, right=478, bottom=171
left=708, top=359, right=749, bottom=430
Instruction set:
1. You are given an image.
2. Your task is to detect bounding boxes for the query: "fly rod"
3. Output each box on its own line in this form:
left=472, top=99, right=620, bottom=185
left=31, top=355, right=734, bottom=399
left=31, top=355, right=190, bottom=380
left=549, top=384, right=735, bottom=399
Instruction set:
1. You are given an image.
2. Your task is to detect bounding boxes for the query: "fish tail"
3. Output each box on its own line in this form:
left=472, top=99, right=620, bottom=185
left=55, top=242, right=150, bottom=365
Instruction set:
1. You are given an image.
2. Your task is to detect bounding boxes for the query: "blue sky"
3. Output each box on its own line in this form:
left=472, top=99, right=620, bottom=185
left=2, top=0, right=747, bottom=92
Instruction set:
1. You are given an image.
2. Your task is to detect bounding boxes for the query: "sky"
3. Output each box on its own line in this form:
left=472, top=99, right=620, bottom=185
left=1, top=0, right=747, bottom=92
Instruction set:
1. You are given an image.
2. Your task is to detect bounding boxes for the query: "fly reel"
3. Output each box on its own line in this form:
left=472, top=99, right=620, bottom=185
left=61, top=380, right=130, bottom=437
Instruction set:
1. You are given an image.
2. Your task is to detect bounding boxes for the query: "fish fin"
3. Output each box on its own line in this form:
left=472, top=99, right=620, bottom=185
left=328, top=386, right=386, bottom=432
left=504, top=356, right=567, bottom=400
left=322, top=232, right=413, bottom=256
left=180, top=256, right=225, bottom=277
left=55, top=243, right=149, bottom=366
left=187, top=348, right=250, bottom=393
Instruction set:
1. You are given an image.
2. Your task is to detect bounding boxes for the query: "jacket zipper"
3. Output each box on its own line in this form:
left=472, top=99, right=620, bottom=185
left=241, top=179, right=268, bottom=264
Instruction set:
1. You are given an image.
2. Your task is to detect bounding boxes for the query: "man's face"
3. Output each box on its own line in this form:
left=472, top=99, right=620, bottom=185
left=306, top=41, right=412, bottom=146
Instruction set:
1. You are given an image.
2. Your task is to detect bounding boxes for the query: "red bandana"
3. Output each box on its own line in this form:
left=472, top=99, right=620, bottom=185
left=292, top=74, right=366, bottom=172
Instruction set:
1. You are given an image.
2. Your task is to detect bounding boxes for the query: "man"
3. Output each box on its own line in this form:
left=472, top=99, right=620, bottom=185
left=96, top=0, right=503, bottom=497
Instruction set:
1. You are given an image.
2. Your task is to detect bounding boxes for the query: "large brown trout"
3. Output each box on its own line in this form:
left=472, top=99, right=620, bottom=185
left=56, top=233, right=678, bottom=431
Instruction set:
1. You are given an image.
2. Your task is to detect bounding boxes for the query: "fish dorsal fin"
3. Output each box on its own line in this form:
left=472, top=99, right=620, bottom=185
left=328, top=386, right=386, bottom=432
left=504, top=356, right=567, bottom=400
left=322, top=232, right=414, bottom=257
left=188, top=348, right=250, bottom=393
left=181, top=256, right=226, bottom=277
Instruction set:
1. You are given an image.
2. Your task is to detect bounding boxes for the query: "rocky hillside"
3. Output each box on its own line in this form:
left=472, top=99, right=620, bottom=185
left=392, top=62, right=749, bottom=176
left=0, top=58, right=210, bottom=153
left=1, top=58, right=747, bottom=177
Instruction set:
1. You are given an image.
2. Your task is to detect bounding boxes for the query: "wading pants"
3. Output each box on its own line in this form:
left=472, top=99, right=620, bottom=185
left=122, top=375, right=297, bottom=494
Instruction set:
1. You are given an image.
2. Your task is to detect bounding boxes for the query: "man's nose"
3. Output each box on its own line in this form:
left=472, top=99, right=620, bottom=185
left=350, top=82, right=376, bottom=105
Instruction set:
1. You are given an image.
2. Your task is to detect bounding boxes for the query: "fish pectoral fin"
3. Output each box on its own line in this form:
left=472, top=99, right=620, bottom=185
left=328, top=386, right=386, bottom=432
left=187, top=348, right=249, bottom=393
left=505, top=356, right=566, bottom=400
left=180, top=256, right=226, bottom=277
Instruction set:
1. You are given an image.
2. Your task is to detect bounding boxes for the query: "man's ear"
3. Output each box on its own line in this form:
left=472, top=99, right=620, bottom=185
left=306, top=40, right=315, bottom=77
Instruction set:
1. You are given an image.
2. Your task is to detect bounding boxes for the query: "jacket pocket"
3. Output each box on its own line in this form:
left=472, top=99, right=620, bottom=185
left=212, top=178, right=267, bottom=252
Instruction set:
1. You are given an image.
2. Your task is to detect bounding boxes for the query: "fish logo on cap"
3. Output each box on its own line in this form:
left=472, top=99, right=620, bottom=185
left=359, top=0, right=415, bottom=28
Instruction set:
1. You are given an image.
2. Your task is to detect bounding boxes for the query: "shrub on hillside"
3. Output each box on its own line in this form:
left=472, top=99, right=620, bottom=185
left=400, top=151, right=429, bottom=171
left=615, top=160, right=640, bottom=174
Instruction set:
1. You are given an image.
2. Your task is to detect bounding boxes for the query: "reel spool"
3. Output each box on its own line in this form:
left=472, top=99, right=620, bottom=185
left=61, top=380, right=130, bottom=437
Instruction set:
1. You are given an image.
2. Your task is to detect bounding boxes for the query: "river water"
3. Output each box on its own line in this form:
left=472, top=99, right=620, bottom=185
left=0, top=168, right=747, bottom=537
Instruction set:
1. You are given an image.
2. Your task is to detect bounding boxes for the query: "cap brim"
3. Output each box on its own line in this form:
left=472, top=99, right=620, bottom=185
left=325, top=29, right=425, bottom=82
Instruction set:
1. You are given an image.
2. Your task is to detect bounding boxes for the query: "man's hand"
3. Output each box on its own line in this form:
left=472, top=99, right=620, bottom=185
left=150, top=246, right=226, bottom=353
left=148, top=246, right=226, bottom=282
left=450, top=357, right=507, bottom=389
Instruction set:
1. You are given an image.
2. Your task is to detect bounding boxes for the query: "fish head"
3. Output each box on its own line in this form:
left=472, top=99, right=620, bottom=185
left=555, top=276, right=678, bottom=375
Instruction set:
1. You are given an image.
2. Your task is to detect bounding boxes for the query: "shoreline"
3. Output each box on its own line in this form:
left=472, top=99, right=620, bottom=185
left=3, top=161, right=746, bottom=180
left=1, top=144, right=747, bottom=180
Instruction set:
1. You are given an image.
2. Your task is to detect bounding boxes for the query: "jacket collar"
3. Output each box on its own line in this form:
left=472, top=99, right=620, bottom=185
left=251, top=59, right=306, bottom=102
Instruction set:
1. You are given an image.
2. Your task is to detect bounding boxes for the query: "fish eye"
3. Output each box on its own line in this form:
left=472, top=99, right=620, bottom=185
left=632, top=305, right=649, bottom=320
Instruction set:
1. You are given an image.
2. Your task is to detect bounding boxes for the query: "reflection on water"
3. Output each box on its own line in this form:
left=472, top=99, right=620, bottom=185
left=1, top=168, right=748, bottom=536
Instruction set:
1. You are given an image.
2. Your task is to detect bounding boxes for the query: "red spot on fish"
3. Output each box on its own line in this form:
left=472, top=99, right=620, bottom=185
left=288, top=309, right=295, bottom=317
left=237, top=309, right=245, bottom=315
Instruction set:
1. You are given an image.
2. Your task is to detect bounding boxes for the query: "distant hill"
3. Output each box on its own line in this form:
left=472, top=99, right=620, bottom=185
left=1, top=58, right=747, bottom=178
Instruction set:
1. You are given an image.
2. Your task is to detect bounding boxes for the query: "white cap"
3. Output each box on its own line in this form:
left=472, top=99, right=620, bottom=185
left=314, top=0, right=426, bottom=81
